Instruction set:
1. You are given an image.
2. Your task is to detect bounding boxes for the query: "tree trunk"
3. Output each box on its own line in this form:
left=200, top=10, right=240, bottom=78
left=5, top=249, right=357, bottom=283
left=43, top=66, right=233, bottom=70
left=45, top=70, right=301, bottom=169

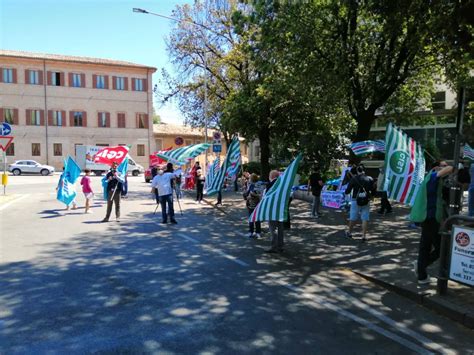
left=258, top=125, right=271, bottom=181
left=349, top=110, right=376, bottom=164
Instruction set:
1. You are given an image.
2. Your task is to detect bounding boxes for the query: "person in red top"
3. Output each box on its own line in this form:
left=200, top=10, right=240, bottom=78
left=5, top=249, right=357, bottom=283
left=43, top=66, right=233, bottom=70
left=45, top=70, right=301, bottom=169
left=80, top=169, right=94, bottom=214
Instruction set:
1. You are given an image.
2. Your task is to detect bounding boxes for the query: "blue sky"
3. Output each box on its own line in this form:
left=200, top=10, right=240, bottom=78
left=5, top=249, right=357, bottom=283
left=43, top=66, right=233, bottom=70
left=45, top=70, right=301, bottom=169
left=0, top=0, right=192, bottom=124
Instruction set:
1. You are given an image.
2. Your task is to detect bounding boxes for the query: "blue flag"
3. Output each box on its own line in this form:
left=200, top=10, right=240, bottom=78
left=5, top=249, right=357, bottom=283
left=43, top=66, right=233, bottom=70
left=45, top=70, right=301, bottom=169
left=57, top=156, right=81, bottom=206
left=102, top=157, right=129, bottom=200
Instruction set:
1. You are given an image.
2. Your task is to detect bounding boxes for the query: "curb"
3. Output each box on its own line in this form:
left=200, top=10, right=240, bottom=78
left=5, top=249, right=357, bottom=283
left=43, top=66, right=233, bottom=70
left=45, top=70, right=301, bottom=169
left=353, top=271, right=474, bottom=329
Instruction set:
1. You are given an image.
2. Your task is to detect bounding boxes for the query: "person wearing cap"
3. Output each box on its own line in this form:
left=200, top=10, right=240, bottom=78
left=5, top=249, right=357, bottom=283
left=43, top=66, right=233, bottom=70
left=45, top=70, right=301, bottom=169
left=102, top=162, right=123, bottom=222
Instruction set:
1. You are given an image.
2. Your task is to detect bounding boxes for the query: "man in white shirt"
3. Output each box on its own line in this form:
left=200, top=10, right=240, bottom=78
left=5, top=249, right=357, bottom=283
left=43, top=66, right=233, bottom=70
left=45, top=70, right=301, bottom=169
left=151, top=163, right=178, bottom=224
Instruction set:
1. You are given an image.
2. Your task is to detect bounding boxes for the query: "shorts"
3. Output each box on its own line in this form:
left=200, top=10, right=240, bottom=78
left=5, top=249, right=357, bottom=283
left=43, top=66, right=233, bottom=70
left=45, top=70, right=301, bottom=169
left=84, top=192, right=94, bottom=200
left=349, top=199, right=370, bottom=222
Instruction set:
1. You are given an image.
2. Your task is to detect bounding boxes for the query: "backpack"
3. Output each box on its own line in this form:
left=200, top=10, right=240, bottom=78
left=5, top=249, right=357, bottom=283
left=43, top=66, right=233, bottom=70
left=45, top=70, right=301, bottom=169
left=355, top=178, right=369, bottom=206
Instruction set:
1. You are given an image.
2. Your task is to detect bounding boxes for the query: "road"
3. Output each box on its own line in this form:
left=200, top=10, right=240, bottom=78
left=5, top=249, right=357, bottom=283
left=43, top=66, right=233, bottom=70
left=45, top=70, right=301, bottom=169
left=1, top=174, right=473, bottom=354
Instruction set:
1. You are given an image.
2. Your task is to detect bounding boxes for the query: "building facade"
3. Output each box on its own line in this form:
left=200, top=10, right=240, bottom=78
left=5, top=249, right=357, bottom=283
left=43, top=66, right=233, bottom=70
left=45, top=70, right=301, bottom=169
left=0, top=50, right=156, bottom=169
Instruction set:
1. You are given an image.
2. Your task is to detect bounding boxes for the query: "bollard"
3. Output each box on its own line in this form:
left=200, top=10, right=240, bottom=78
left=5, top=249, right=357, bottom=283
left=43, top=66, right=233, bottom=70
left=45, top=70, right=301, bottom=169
left=1, top=173, right=7, bottom=185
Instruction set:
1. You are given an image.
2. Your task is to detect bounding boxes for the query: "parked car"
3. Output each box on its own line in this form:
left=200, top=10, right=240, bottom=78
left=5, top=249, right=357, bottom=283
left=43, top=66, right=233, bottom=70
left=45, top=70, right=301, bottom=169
left=9, top=160, right=55, bottom=176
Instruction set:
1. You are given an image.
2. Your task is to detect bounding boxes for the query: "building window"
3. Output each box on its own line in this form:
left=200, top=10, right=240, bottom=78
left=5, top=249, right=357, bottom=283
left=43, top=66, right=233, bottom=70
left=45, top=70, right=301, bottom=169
left=137, top=144, right=145, bottom=156
left=30, top=110, right=41, bottom=125
left=115, top=76, right=125, bottom=90
left=51, top=72, right=62, bottom=86
left=6, top=143, right=14, bottom=156
left=96, top=75, right=105, bottom=89
left=3, top=108, right=14, bottom=124
left=72, top=73, right=82, bottom=87
left=432, top=91, right=446, bottom=110
left=29, top=70, right=40, bottom=85
left=53, top=111, right=63, bottom=126
left=32, top=143, right=41, bottom=156
left=53, top=143, right=62, bottom=156
left=73, top=112, right=83, bottom=127
left=117, top=113, right=126, bottom=128
left=155, top=139, right=163, bottom=151
left=137, top=113, right=147, bottom=128
left=134, top=78, right=144, bottom=91
left=2, top=68, right=13, bottom=83
left=98, top=112, right=107, bottom=127
left=74, top=143, right=83, bottom=156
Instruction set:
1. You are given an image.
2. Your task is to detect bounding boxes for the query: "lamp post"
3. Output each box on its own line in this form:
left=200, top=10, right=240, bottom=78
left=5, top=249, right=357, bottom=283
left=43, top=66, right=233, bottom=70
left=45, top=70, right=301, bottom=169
left=133, top=7, right=209, bottom=172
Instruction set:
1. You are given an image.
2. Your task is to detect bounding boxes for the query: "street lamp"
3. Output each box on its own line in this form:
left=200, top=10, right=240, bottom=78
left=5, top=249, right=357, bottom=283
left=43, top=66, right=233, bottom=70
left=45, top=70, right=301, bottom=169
left=133, top=8, right=210, bottom=171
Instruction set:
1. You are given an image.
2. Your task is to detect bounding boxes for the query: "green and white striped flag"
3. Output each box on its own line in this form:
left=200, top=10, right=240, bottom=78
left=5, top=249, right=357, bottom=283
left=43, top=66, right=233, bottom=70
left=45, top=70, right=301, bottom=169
left=383, top=123, right=425, bottom=206
left=206, top=137, right=239, bottom=196
left=205, top=158, right=220, bottom=190
left=249, top=154, right=302, bottom=222
left=156, top=143, right=211, bottom=165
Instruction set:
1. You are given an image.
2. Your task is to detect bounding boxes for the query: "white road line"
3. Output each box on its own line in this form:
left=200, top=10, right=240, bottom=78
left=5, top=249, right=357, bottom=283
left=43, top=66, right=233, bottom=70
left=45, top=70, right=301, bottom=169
left=178, top=233, right=199, bottom=243
left=312, top=275, right=453, bottom=355
left=0, top=194, right=30, bottom=211
left=271, top=277, right=433, bottom=355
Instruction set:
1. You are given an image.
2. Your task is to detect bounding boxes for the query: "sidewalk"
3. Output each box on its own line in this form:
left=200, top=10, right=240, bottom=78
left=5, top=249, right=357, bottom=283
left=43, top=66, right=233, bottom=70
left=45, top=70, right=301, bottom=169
left=204, top=190, right=474, bottom=329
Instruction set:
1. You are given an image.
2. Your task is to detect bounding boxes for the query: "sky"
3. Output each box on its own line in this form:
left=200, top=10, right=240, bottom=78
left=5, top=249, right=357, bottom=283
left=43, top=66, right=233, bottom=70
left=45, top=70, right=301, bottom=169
left=0, top=0, right=192, bottom=124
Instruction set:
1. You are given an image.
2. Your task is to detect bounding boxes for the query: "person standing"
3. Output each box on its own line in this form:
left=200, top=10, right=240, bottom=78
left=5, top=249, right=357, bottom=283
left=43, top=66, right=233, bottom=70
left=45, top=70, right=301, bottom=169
left=80, top=169, right=94, bottom=214
left=266, top=170, right=285, bottom=253
left=174, top=167, right=183, bottom=199
left=344, top=165, right=375, bottom=242
left=376, top=165, right=392, bottom=215
left=102, top=162, right=123, bottom=222
left=196, top=168, right=205, bottom=203
left=151, top=164, right=178, bottom=224
left=245, top=173, right=262, bottom=238
left=308, top=166, right=324, bottom=218
left=56, top=166, right=77, bottom=211
left=410, top=161, right=453, bottom=284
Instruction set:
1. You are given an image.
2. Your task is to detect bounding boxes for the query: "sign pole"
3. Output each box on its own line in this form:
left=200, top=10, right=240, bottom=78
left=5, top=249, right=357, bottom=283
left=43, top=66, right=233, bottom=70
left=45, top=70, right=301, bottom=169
left=3, top=151, right=6, bottom=195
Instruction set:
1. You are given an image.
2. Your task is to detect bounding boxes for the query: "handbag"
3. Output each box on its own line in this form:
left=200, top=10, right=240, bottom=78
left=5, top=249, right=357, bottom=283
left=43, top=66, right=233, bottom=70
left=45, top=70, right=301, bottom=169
left=355, top=178, right=369, bottom=206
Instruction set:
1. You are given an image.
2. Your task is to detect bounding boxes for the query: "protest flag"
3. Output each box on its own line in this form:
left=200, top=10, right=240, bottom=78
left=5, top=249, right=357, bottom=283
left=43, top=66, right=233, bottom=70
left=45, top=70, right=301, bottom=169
left=94, top=146, right=129, bottom=166
left=206, top=137, right=239, bottom=196
left=249, top=154, right=302, bottom=222
left=382, top=123, right=425, bottom=206
left=225, top=139, right=241, bottom=179
left=349, top=140, right=385, bottom=156
left=463, top=143, right=474, bottom=161
left=205, top=158, right=220, bottom=190
left=157, top=143, right=211, bottom=165
left=57, top=156, right=81, bottom=206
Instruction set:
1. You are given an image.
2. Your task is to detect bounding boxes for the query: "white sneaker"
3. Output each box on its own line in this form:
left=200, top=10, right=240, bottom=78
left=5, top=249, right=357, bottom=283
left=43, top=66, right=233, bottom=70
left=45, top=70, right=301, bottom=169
left=247, top=232, right=254, bottom=238
left=255, top=233, right=262, bottom=239
left=412, top=261, right=418, bottom=276
left=417, top=277, right=433, bottom=285
left=85, top=210, right=93, bottom=214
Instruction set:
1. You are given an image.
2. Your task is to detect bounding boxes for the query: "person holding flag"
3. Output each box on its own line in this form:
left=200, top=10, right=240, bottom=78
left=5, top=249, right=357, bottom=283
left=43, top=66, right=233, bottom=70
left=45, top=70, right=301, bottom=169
left=56, top=156, right=81, bottom=211
left=102, top=161, right=125, bottom=223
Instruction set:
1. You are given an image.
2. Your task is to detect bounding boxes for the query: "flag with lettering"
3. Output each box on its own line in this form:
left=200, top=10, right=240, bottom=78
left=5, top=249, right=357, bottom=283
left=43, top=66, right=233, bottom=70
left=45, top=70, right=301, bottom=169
left=94, top=146, right=129, bottom=166
left=383, top=123, right=425, bottom=206
left=349, top=140, right=385, bottom=156
left=157, top=143, right=211, bottom=165
left=57, top=156, right=81, bottom=206
left=463, top=144, right=474, bottom=161
left=206, top=137, right=239, bottom=196
left=249, top=154, right=302, bottom=222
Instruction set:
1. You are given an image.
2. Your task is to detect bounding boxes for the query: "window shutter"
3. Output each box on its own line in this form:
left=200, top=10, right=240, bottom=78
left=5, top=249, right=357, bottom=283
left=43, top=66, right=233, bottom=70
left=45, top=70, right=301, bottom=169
left=143, top=79, right=148, bottom=92
left=68, top=73, right=74, bottom=87
left=13, top=109, right=19, bottom=125
left=26, top=109, right=31, bottom=125
left=69, top=111, right=74, bottom=127
left=144, top=114, right=149, bottom=128
left=104, top=75, right=109, bottom=89
left=40, top=110, right=45, bottom=126
left=60, top=72, right=65, bottom=86
left=112, top=76, right=117, bottom=90
left=38, top=70, right=44, bottom=85
left=92, top=74, right=97, bottom=88
left=124, top=77, right=128, bottom=91
left=81, top=73, right=86, bottom=88
left=25, top=70, right=30, bottom=84
left=136, top=114, right=139, bottom=128
left=0, top=108, right=3, bottom=121
left=61, top=110, right=67, bottom=126
left=97, top=112, right=101, bottom=127
left=106, top=112, right=110, bottom=127
left=48, top=110, right=53, bottom=126
left=47, top=71, right=52, bottom=85
left=12, top=69, right=17, bottom=84
left=131, top=78, right=136, bottom=91
left=82, top=111, right=87, bottom=127
left=0, top=68, right=3, bottom=82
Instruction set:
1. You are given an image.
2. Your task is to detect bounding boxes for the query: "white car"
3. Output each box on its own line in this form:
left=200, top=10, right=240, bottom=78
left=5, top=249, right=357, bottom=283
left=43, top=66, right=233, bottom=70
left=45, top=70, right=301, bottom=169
left=9, top=160, right=55, bottom=176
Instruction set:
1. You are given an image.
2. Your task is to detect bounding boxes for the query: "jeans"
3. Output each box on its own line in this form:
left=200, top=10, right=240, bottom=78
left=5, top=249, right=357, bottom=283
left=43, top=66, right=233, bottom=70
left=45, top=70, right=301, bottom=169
left=311, top=195, right=321, bottom=216
left=269, top=221, right=285, bottom=250
left=247, top=207, right=261, bottom=234
left=417, top=218, right=441, bottom=280
left=105, top=189, right=121, bottom=220
left=159, top=194, right=175, bottom=222
left=468, top=187, right=474, bottom=217
left=175, top=184, right=182, bottom=199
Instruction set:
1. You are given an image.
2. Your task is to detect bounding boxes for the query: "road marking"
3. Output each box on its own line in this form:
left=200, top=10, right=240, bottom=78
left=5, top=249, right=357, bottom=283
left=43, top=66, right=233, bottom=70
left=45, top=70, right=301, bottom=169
left=312, top=275, right=453, bottom=355
left=178, top=233, right=249, bottom=267
left=269, top=276, right=433, bottom=355
left=0, top=194, right=30, bottom=211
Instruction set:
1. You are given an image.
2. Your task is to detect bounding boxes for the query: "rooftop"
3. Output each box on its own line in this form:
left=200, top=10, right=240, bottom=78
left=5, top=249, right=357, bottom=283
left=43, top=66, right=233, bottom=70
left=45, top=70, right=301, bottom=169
left=153, top=122, right=213, bottom=138
left=0, top=50, right=156, bottom=71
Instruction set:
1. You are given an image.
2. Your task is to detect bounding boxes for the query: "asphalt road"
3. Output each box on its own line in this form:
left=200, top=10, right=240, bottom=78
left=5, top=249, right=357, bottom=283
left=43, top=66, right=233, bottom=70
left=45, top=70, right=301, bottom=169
left=1, top=174, right=473, bottom=354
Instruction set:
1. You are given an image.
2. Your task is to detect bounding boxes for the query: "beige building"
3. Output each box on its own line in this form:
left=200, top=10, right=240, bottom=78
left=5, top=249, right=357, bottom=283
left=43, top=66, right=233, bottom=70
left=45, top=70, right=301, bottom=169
left=0, top=50, right=156, bottom=169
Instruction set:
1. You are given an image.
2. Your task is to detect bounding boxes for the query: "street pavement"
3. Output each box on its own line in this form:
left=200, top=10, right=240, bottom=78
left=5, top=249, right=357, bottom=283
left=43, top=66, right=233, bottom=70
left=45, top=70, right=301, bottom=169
left=1, top=175, right=474, bottom=354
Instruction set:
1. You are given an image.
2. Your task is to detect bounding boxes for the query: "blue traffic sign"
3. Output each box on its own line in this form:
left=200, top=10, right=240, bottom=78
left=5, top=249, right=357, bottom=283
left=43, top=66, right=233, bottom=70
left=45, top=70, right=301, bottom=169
left=0, top=122, right=12, bottom=136
left=212, top=144, right=222, bottom=153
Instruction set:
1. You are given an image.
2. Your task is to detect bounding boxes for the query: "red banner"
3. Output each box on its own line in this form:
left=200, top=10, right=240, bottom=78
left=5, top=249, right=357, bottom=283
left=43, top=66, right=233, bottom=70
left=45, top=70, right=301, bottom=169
left=94, top=146, right=129, bottom=166
left=150, top=147, right=172, bottom=166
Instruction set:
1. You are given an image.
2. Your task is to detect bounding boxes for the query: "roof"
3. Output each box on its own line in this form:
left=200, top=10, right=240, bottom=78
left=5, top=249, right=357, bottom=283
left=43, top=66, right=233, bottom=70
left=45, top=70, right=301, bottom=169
left=0, top=49, right=156, bottom=71
left=153, top=123, right=213, bottom=138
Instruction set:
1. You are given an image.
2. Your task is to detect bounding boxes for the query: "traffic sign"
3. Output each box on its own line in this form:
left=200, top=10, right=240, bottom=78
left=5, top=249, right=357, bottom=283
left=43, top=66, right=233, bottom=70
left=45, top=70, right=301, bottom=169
left=0, top=122, right=12, bottom=136
left=212, top=144, right=222, bottom=153
left=0, top=136, right=14, bottom=152
left=213, top=132, right=221, bottom=140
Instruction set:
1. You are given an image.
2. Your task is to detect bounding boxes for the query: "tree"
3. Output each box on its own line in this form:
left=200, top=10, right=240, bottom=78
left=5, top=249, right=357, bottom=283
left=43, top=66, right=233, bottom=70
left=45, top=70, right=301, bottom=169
left=151, top=107, right=161, bottom=124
